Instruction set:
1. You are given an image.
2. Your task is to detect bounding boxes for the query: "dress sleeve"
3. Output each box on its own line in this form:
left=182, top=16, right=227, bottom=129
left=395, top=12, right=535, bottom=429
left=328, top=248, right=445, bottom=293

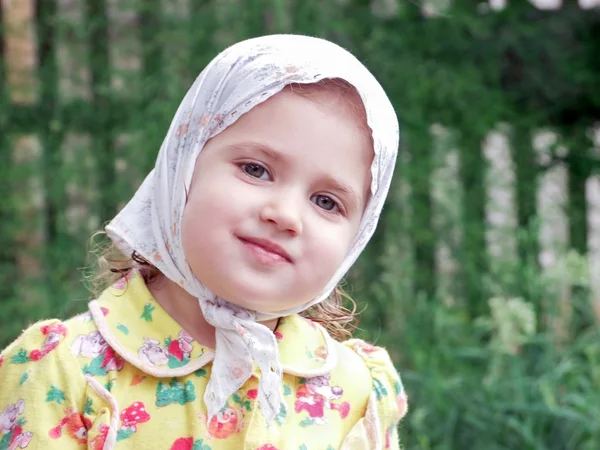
left=340, top=339, right=408, bottom=450
left=0, top=320, right=89, bottom=449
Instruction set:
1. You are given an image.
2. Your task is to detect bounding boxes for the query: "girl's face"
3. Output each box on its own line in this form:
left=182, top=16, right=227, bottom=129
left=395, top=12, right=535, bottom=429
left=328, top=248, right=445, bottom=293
left=181, top=88, right=373, bottom=313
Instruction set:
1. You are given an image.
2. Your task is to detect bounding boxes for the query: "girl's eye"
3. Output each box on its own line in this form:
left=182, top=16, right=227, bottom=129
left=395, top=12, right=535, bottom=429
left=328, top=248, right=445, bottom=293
left=311, top=194, right=339, bottom=212
left=242, top=163, right=269, bottom=180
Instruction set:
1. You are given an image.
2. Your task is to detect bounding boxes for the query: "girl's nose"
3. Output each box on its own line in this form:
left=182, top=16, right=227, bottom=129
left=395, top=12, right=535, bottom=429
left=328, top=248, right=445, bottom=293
left=260, top=197, right=303, bottom=236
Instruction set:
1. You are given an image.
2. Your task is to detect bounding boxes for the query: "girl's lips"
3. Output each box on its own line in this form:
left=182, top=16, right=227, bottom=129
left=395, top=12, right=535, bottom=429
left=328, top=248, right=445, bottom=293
left=238, top=237, right=293, bottom=264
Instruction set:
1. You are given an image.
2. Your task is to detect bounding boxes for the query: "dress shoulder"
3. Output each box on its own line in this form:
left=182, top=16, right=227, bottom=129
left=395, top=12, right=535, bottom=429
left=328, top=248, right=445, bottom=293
left=341, top=339, right=408, bottom=449
left=0, top=319, right=92, bottom=448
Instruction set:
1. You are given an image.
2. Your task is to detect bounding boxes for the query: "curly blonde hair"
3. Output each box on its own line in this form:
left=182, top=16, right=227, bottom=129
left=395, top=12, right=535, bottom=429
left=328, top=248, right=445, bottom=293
left=87, top=233, right=358, bottom=341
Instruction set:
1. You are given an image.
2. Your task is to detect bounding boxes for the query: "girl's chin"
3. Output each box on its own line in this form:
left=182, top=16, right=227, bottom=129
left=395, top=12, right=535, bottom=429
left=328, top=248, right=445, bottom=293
left=196, top=274, right=313, bottom=313
left=220, top=293, right=305, bottom=315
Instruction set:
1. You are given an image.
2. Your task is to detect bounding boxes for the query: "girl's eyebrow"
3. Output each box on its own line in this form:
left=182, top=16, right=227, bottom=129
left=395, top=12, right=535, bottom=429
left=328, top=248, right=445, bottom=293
left=325, top=177, right=362, bottom=211
left=229, top=140, right=363, bottom=210
left=228, top=141, right=283, bottom=162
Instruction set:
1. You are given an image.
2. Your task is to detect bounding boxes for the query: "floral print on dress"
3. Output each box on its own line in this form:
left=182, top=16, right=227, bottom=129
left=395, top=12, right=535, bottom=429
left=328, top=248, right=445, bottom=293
left=196, top=389, right=257, bottom=440
left=111, top=269, right=137, bottom=291
left=156, top=379, right=196, bottom=407
left=0, top=399, right=33, bottom=450
left=88, top=423, right=109, bottom=450
left=394, top=379, right=408, bottom=418
left=295, top=375, right=350, bottom=426
left=10, top=324, right=67, bottom=364
left=170, top=437, right=212, bottom=450
left=206, top=407, right=243, bottom=439
left=352, top=341, right=378, bottom=359
left=305, top=345, right=328, bottom=362
left=48, top=408, right=91, bottom=444
left=138, top=331, right=197, bottom=369
left=116, top=402, right=151, bottom=441
left=0, top=275, right=407, bottom=450
left=166, top=331, right=194, bottom=368
left=140, top=303, right=156, bottom=322
left=72, top=330, right=124, bottom=376
left=138, top=338, right=169, bottom=366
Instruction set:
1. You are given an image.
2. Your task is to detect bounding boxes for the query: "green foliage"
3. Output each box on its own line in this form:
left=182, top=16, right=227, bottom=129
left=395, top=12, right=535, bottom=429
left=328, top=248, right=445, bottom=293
left=10, top=349, right=30, bottom=365
left=45, top=385, right=66, bottom=404
left=82, top=354, right=109, bottom=377
left=156, top=379, right=196, bottom=407
left=192, top=439, right=212, bottom=450
left=84, top=397, right=95, bottom=415
left=0, top=1, right=599, bottom=448
left=140, top=303, right=155, bottom=322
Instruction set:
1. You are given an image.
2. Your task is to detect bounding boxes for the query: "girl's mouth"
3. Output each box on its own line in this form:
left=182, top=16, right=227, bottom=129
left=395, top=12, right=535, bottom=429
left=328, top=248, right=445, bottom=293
left=237, top=237, right=293, bottom=264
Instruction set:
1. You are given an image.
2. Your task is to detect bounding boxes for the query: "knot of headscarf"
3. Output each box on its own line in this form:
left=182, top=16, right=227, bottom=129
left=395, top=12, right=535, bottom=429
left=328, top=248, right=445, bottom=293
left=200, top=295, right=284, bottom=422
left=106, top=34, right=399, bottom=424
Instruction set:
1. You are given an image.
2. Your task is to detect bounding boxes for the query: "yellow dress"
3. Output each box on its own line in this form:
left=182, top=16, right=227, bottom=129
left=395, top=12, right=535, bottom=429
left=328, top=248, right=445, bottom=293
left=0, top=271, right=407, bottom=449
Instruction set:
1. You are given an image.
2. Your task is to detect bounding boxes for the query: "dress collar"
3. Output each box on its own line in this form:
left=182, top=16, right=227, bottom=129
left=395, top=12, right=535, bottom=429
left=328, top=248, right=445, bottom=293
left=89, top=271, right=337, bottom=378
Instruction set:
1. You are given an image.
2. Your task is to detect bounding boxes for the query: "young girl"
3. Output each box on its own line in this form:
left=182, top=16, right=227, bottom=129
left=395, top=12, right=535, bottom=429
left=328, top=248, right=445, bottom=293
left=0, top=35, right=407, bottom=449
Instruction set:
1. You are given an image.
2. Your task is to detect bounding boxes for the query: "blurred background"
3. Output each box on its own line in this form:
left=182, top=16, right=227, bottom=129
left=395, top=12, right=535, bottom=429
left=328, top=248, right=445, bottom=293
left=1, top=0, right=599, bottom=448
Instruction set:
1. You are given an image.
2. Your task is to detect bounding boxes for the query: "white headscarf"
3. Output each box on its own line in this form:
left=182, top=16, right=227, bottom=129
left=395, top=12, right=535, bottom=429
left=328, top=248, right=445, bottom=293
left=106, top=34, right=399, bottom=424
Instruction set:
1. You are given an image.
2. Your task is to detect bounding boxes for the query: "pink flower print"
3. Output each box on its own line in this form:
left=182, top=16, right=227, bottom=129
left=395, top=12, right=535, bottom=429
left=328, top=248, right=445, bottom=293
left=168, top=330, right=194, bottom=362
left=120, top=402, right=150, bottom=431
left=385, top=425, right=393, bottom=449
left=0, top=355, right=3, bottom=368
left=30, top=323, right=67, bottom=361
left=231, top=366, right=244, bottom=380
left=170, top=437, right=194, bottom=450
left=313, top=345, right=328, bottom=361
left=257, top=445, right=279, bottom=450
left=235, top=324, right=246, bottom=337
left=247, top=389, right=258, bottom=400
left=353, top=341, right=378, bottom=359
left=199, top=114, right=210, bottom=127
left=396, top=390, right=408, bottom=417
left=170, top=438, right=212, bottom=450
left=112, top=271, right=135, bottom=290
left=28, top=350, right=43, bottom=362
left=274, top=331, right=283, bottom=340
left=100, top=346, right=125, bottom=372
left=89, top=424, right=109, bottom=450
left=176, top=123, right=189, bottom=137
